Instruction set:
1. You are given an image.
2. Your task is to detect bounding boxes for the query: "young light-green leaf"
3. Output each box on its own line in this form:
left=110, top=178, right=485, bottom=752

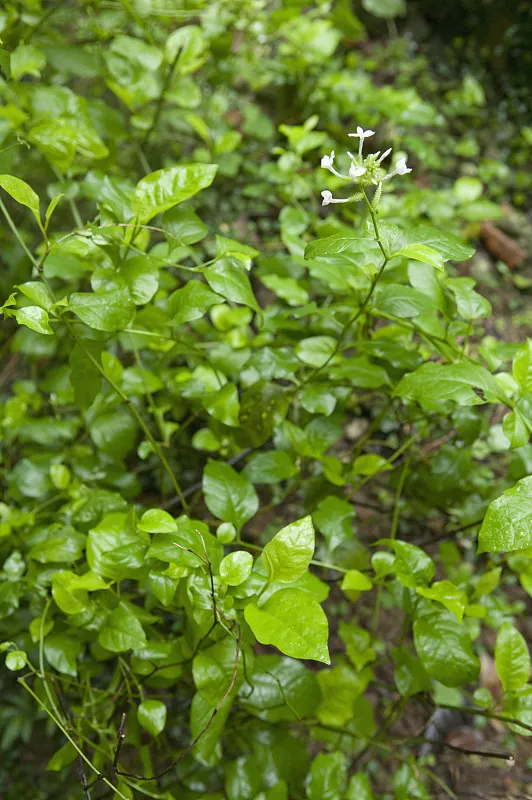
left=495, top=622, right=531, bottom=692
left=0, top=174, right=42, bottom=230
left=263, top=516, right=315, bottom=583
left=219, top=550, right=253, bottom=586
left=244, top=588, right=330, bottom=664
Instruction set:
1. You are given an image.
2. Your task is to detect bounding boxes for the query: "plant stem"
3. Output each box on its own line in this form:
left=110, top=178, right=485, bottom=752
left=19, top=678, right=130, bottom=800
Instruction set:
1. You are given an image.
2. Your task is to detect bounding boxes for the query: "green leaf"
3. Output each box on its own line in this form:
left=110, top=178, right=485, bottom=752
left=190, top=690, right=232, bottom=766
left=244, top=588, right=330, bottom=664
left=341, top=569, right=372, bottom=598
left=133, top=164, right=217, bottom=224
left=90, top=409, right=137, bottom=460
left=316, top=664, right=370, bottom=725
left=513, top=340, right=532, bottom=392
left=69, top=340, right=103, bottom=408
left=146, top=517, right=222, bottom=570
left=0, top=174, right=42, bottom=229
left=17, top=281, right=54, bottom=310
left=5, top=649, right=27, bottom=671
left=138, top=509, right=177, bottom=533
left=137, top=699, right=167, bottom=737
left=495, top=622, right=531, bottom=692
left=345, top=774, right=374, bottom=800
left=295, top=336, right=337, bottom=368
left=392, top=646, right=431, bottom=698
left=15, top=306, right=53, bottom=335
left=44, top=633, right=82, bottom=676
left=46, top=742, right=77, bottom=772
left=416, top=580, right=467, bottom=621
left=204, top=257, right=259, bottom=311
left=204, top=383, right=240, bottom=426
left=314, top=496, right=355, bottom=552
left=406, top=224, right=475, bottom=262
left=478, top=476, right=532, bottom=553
left=239, top=381, right=291, bottom=447
left=203, top=461, right=258, bottom=530
left=69, top=288, right=135, bottom=332
left=300, top=384, right=337, bottom=416
left=162, top=206, right=208, bottom=246
left=453, top=177, right=483, bottom=203
left=394, top=362, right=504, bottom=410
left=98, top=603, right=147, bottom=653
left=165, top=25, right=206, bottom=73
left=263, top=516, right=315, bottom=583
left=10, top=43, right=46, bottom=80
left=304, top=234, right=367, bottom=259
left=244, top=451, right=297, bottom=484
left=306, top=751, right=347, bottom=800
left=219, top=551, right=253, bottom=586
left=447, top=277, right=491, bottom=319
left=413, top=610, right=479, bottom=687
left=503, top=409, right=530, bottom=449
left=391, top=243, right=444, bottom=270
left=362, top=0, right=406, bottom=19
left=382, top=540, right=434, bottom=588
left=168, top=281, right=222, bottom=324
left=376, top=284, right=433, bottom=318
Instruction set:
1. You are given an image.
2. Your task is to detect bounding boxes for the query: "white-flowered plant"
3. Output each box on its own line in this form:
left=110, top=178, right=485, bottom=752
left=320, top=127, right=412, bottom=207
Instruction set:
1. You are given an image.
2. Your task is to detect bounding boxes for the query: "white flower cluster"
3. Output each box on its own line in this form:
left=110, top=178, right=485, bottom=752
left=320, top=127, right=411, bottom=206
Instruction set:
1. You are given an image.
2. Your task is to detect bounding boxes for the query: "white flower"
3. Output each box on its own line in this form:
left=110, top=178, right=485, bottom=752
left=321, top=151, right=335, bottom=169
left=321, top=151, right=346, bottom=179
left=321, top=190, right=350, bottom=206
left=377, top=147, right=392, bottom=163
left=383, top=156, right=412, bottom=181
left=349, top=164, right=366, bottom=180
left=348, top=126, right=375, bottom=140
left=348, top=126, right=375, bottom=157
left=394, top=157, right=411, bottom=175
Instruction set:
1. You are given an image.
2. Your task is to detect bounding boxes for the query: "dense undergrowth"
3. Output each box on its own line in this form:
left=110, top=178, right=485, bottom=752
left=1, top=1, right=532, bottom=798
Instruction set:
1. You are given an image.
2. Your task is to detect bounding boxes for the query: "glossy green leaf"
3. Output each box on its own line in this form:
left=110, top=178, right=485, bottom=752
left=478, top=476, right=532, bottom=553
left=413, top=610, right=479, bottom=687
left=204, top=258, right=259, bottom=311
left=345, top=774, right=374, bottom=800
left=263, top=516, right=314, bottom=583
left=306, top=751, right=347, bottom=800
left=168, top=281, right=222, bottom=324
left=0, top=174, right=42, bottom=229
left=44, top=634, right=82, bottom=676
left=244, top=588, right=330, bottom=664
left=391, top=243, right=444, bottom=270
left=133, top=164, right=217, bottom=223
left=295, top=336, right=337, bottom=368
left=5, top=649, right=27, bottom=671
left=138, top=509, right=177, bottom=533
left=394, top=362, right=504, bottom=410
left=203, top=461, right=258, bottom=530
left=137, top=699, right=167, bottom=737
left=15, top=306, right=53, bottom=335
left=495, top=622, right=530, bottom=692
left=219, top=551, right=253, bottom=586
left=69, top=288, right=135, bottom=332
left=304, top=234, right=367, bottom=259
left=98, top=603, right=147, bottom=652
left=416, top=580, right=467, bottom=621
left=244, top=451, right=297, bottom=484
